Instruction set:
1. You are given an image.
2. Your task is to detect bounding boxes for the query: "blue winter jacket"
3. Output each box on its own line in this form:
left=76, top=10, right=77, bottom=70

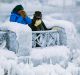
left=10, top=12, right=32, bottom=25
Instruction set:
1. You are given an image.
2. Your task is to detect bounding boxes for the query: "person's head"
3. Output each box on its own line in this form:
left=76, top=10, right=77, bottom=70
left=33, top=11, right=42, bottom=20
left=12, top=5, right=24, bottom=13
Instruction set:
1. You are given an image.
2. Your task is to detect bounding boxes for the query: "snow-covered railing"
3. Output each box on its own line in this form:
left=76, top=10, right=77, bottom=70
left=0, top=30, right=18, bottom=52
left=32, top=26, right=67, bottom=48
left=0, top=21, right=32, bottom=56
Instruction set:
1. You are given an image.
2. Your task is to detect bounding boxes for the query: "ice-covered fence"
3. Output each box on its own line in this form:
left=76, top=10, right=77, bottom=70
left=32, top=26, right=67, bottom=48
left=43, top=17, right=80, bottom=49
left=1, top=21, right=32, bottom=56
left=0, top=30, right=18, bottom=52
left=31, top=46, right=71, bottom=67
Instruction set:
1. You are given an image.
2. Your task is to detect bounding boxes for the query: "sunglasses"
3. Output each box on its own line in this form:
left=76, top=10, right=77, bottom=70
left=36, top=18, right=41, bottom=20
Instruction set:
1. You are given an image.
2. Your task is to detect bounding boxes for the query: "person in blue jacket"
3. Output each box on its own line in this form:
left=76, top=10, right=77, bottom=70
left=10, top=5, right=32, bottom=25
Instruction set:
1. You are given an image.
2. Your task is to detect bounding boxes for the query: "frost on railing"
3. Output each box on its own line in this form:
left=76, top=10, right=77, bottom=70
left=0, top=30, right=18, bottom=52
left=32, top=26, right=67, bottom=48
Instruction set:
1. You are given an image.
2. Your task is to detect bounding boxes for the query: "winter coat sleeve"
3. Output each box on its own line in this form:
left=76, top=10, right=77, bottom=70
left=10, top=13, right=19, bottom=22
left=25, top=16, right=32, bottom=25
left=42, top=21, right=52, bottom=30
left=10, top=13, right=32, bottom=25
left=10, top=13, right=23, bottom=23
left=29, top=24, right=37, bottom=31
left=42, top=21, right=48, bottom=30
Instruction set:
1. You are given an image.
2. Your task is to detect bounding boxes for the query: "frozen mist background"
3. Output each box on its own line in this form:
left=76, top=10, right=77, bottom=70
left=0, top=0, right=80, bottom=75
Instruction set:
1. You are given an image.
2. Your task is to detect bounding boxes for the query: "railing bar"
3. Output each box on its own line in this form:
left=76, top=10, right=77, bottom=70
left=32, top=30, right=57, bottom=33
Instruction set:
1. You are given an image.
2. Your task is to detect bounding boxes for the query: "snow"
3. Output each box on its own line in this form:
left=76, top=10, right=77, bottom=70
left=0, top=49, right=18, bottom=75
left=2, top=21, right=31, bottom=32
left=1, top=21, right=32, bottom=56
left=31, top=46, right=70, bottom=60
left=0, top=46, right=79, bottom=75
left=0, top=1, right=80, bottom=75
left=47, top=0, right=74, bottom=6
left=0, top=66, right=4, bottom=75
left=0, top=48, right=16, bottom=59
left=31, top=46, right=70, bottom=67
left=12, top=63, right=79, bottom=75
left=43, top=16, right=80, bottom=49
left=0, top=18, right=80, bottom=75
left=0, top=16, right=80, bottom=75
left=66, top=62, right=80, bottom=75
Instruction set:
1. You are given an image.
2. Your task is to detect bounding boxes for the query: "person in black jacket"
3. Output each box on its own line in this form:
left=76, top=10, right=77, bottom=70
left=30, top=11, right=47, bottom=31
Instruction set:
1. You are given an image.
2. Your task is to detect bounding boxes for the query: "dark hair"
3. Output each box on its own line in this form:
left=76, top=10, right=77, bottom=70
left=12, top=5, right=24, bottom=13
left=33, top=11, right=42, bottom=19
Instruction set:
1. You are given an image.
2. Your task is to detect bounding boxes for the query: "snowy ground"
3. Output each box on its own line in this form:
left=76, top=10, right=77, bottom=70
left=0, top=46, right=80, bottom=75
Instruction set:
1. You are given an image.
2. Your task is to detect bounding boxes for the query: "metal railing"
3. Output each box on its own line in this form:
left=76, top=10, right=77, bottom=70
left=32, top=26, right=67, bottom=48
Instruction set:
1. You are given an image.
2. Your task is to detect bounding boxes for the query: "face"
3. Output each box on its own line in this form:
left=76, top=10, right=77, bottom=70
left=34, top=14, right=42, bottom=20
left=18, top=10, right=25, bottom=14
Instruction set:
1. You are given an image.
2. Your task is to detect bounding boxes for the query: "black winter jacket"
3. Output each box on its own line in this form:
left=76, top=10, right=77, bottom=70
left=30, top=19, right=48, bottom=31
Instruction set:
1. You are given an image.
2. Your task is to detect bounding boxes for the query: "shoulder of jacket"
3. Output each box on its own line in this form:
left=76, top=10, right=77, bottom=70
left=11, top=13, right=20, bottom=17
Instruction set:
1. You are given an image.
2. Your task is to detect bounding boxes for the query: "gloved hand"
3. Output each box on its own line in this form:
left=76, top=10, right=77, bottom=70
left=18, top=10, right=27, bottom=18
left=34, top=20, right=41, bottom=27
